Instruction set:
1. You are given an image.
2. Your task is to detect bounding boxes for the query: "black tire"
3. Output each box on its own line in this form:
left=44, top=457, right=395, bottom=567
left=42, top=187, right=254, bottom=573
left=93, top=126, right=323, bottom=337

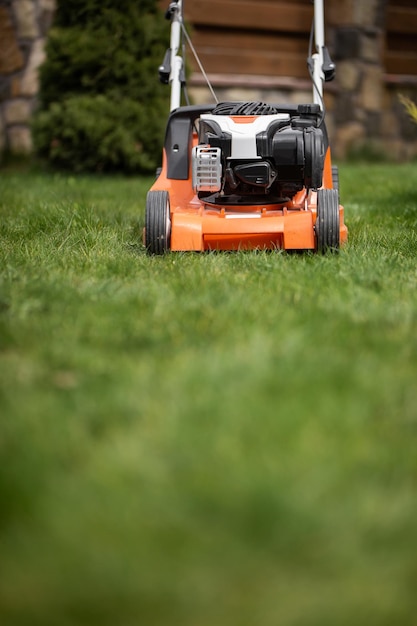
left=332, top=165, right=340, bottom=202
left=316, top=188, right=340, bottom=253
left=145, top=190, right=171, bottom=255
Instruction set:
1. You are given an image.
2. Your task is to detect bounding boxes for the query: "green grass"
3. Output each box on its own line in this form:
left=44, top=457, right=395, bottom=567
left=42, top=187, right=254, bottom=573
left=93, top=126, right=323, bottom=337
left=1, top=164, right=417, bottom=625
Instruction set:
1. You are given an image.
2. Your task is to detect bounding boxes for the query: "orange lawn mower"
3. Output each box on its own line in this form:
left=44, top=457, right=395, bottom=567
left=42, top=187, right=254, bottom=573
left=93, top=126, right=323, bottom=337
left=145, top=0, right=347, bottom=253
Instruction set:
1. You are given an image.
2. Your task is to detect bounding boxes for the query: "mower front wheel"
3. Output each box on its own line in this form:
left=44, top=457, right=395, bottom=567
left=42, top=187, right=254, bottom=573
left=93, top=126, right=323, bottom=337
left=316, top=188, right=340, bottom=253
left=145, top=190, right=171, bottom=255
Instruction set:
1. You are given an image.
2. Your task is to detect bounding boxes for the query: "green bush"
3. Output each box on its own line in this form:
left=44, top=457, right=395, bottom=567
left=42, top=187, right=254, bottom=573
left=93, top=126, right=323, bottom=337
left=33, top=0, right=170, bottom=173
left=33, top=95, right=164, bottom=173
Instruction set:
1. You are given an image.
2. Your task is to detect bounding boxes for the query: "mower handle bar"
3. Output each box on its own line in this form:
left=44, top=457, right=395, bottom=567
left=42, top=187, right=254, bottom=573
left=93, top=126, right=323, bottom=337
left=164, top=0, right=332, bottom=111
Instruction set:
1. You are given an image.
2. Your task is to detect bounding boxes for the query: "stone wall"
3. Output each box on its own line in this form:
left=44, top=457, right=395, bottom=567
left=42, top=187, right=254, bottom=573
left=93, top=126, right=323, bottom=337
left=327, top=0, right=417, bottom=160
left=328, top=0, right=387, bottom=158
left=0, top=0, right=55, bottom=157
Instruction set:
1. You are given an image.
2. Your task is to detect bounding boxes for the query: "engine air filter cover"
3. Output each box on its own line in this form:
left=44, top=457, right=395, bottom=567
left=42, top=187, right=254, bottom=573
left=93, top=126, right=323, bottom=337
left=192, top=145, right=222, bottom=192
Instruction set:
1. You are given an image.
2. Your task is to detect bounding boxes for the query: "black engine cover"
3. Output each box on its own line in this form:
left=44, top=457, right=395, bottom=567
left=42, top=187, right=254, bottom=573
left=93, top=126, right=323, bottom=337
left=234, top=161, right=277, bottom=188
left=256, top=123, right=325, bottom=190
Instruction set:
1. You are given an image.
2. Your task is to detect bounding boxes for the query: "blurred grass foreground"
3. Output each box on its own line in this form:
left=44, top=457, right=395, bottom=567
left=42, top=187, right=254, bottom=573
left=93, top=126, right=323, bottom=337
left=1, top=164, right=417, bottom=625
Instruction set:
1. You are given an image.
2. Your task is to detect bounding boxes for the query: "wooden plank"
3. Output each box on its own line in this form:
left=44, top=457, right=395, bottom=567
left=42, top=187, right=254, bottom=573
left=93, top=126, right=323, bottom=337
left=192, top=29, right=310, bottom=55
left=385, top=33, right=417, bottom=53
left=388, top=0, right=417, bottom=7
left=184, top=0, right=313, bottom=34
left=187, top=48, right=310, bottom=79
left=386, top=7, right=417, bottom=34
left=384, top=2, right=417, bottom=75
left=384, top=51, right=417, bottom=76
left=158, top=0, right=312, bottom=11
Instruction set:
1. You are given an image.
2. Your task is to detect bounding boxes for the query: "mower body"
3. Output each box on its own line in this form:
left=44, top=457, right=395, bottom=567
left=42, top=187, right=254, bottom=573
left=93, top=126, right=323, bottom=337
left=145, top=0, right=347, bottom=254
left=147, top=102, right=347, bottom=252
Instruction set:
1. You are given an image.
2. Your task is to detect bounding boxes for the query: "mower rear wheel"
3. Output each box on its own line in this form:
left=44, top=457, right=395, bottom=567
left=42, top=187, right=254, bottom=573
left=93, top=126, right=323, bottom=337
left=145, top=190, right=171, bottom=255
left=316, top=188, right=340, bottom=253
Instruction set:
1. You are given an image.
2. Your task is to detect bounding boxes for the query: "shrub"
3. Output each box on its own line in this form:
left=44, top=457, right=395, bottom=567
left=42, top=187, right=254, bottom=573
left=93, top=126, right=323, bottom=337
left=33, top=0, right=170, bottom=173
left=33, top=95, right=164, bottom=173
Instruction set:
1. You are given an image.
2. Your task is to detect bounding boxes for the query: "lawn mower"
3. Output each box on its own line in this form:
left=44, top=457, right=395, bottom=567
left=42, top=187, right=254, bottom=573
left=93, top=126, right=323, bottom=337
left=145, top=0, right=347, bottom=253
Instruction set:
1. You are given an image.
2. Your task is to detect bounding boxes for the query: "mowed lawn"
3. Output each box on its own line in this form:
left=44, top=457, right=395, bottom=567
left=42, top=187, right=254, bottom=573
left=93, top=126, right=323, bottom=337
left=0, top=164, right=417, bottom=625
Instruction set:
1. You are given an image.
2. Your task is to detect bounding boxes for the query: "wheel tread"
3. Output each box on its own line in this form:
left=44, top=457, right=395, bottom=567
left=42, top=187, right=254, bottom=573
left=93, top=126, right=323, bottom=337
left=316, top=188, right=340, bottom=253
left=145, top=190, right=171, bottom=255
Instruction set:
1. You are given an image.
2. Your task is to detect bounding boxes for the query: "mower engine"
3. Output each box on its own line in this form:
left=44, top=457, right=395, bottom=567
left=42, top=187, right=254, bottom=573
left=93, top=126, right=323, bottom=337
left=192, top=101, right=326, bottom=202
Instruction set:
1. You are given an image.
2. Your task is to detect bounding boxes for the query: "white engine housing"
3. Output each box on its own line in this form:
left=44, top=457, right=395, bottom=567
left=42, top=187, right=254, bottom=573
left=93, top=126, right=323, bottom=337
left=199, top=114, right=290, bottom=159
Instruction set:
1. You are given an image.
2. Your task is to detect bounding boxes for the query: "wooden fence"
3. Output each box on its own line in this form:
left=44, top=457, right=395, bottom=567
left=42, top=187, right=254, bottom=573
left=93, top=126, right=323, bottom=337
left=158, top=0, right=417, bottom=81
left=384, top=1, right=417, bottom=77
left=181, top=0, right=313, bottom=80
